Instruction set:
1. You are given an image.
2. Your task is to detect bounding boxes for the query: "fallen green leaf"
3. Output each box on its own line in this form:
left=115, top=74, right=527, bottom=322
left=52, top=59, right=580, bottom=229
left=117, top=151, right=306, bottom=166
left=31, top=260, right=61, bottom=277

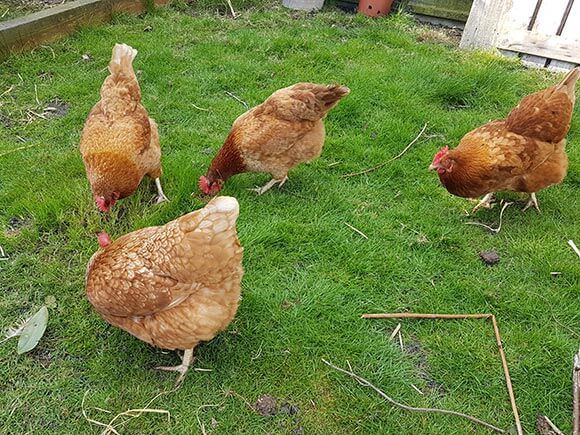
left=17, top=306, right=48, bottom=354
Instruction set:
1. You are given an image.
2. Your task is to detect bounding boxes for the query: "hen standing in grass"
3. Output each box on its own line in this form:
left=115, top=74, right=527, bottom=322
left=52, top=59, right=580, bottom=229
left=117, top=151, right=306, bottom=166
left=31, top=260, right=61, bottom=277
left=430, top=68, right=579, bottom=212
left=85, top=196, right=243, bottom=385
left=80, top=43, right=168, bottom=212
left=199, top=83, right=350, bottom=195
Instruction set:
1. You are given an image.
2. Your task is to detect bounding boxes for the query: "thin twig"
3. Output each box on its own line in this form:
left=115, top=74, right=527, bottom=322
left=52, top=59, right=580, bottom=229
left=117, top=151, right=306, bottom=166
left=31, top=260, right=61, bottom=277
left=397, top=329, right=404, bottom=351
left=34, top=84, right=40, bottom=106
left=363, top=313, right=492, bottom=320
left=465, top=201, right=512, bottom=233
left=362, top=311, right=523, bottom=435
left=344, top=222, right=368, bottom=239
left=410, top=384, right=424, bottom=395
left=40, top=45, right=56, bottom=59
left=342, top=123, right=427, bottom=178
left=389, top=323, right=401, bottom=340
left=0, top=85, right=14, bottom=99
left=196, top=402, right=224, bottom=435
left=322, top=358, right=506, bottom=433
left=226, top=0, right=237, bottom=18
left=225, top=91, right=249, bottom=109
left=0, top=143, right=41, bottom=158
left=569, top=240, right=580, bottom=259
left=191, top=103, right=210, bottom=112
left=574, top=351, right=579, bottom=435
left=490, top=315, right=523, bottom=435
left=537, top=415, right=565, bottom=435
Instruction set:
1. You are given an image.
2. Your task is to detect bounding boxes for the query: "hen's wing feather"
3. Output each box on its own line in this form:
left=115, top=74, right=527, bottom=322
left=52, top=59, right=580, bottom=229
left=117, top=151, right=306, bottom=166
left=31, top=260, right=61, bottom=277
left=86, top=197, right=241, bottom=318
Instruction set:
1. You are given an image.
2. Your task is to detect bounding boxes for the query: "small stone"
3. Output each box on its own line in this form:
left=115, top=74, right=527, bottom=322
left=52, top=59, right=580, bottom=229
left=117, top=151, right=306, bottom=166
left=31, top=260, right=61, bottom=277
left=144, top=25, right=153, bottom=32
left=255, top=395, right=277, bottom=417
left=292, top=427, right=304, bottom=435
left=479, top=251, right=500, bottom=266
left=81, top=54, right=92, bottom=61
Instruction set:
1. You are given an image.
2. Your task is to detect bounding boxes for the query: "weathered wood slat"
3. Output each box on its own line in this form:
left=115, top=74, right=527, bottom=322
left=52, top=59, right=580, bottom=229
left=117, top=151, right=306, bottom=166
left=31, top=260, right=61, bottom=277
left=459, top=0, right=513, bottom=49
left=0, top=0, right=166, bottom=58
left=498, top=30, right=580, bottom=64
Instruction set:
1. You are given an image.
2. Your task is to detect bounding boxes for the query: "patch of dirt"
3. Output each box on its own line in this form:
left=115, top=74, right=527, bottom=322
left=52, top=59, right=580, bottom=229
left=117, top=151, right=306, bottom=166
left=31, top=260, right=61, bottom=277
left=255, top=395, right=303, bottom=432
left=415, top=23, right=463, bottom=47
left=0, top=112, right=13, bottom=129
left=44, top=98, right=70, bottom=119
left=1, top=0, right=75, bottom=21
left=6, top=216, right=33, bottom=237
left=255, top=395, right=277, bottom=416
left=405, top=340, right=446, bottom=395
left=30, top=346, right=52, bottom=368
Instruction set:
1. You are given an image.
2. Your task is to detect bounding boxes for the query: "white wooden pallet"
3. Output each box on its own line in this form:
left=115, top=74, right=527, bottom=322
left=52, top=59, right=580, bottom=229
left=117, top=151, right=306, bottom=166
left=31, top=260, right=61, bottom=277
left=460, top=0, right=579, bottom=71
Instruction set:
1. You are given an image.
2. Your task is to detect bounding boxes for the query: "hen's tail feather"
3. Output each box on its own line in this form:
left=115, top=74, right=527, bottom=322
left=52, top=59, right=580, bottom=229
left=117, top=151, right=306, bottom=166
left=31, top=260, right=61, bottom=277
left=178, top=196, right=240, bottom=233
left=556, top=67, right=580, bottom=101
left=313, top=84, right=351, bottom=109
left=108, top=43, right=138, bottom=77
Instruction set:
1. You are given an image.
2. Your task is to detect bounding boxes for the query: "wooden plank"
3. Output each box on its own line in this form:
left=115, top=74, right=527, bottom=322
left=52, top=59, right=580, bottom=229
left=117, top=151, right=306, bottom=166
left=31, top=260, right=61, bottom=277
left=408, top=0, right=473, bottom=22
left=548, top=59, right=577, bottom=71
left=499, top=29, right=580, bottom=64
left=0, top=0, right=111, bottom=57
left=520, top=54, right=547, bottom=68
left=112, top=0, right=148, bottom=14
left=460, top=0, right=512, bottom=49
left=0, top=0, right=167, bottom=58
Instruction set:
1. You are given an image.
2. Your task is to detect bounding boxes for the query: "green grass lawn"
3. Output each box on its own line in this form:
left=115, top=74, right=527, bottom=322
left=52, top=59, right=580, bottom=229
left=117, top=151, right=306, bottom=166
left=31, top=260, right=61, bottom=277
left=1, top=3, right=579, bottom=434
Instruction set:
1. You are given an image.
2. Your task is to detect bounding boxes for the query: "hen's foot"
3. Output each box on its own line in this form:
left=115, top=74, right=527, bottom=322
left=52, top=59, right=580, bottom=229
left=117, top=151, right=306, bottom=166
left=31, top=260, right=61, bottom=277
left=249, top=176, right=288, bottom=195
left=154, top=178, right=169, bottom=204
left=522, top=193, right=540, bottom=213
left=471, top=193, right=495, bottom=214
left=155, top=348, right=193, bottom=387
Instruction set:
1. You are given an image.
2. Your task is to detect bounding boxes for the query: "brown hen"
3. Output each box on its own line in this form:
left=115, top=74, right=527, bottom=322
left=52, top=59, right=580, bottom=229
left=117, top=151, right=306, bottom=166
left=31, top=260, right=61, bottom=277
left=199, top=83, right=350, bottom=195
left=80, top=43, right=168, bottom=212
left=85, top=196, right=243, bottom=384
left=430, top=68, right=579, bottom=212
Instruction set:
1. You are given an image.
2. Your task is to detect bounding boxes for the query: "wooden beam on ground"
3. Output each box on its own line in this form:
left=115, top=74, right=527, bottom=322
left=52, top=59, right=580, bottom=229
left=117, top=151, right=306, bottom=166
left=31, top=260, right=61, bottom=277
left=0, top=0, right=167, bottom=59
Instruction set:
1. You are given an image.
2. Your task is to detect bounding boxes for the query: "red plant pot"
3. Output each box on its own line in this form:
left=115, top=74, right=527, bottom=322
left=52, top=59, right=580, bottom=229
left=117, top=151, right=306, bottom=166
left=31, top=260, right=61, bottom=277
left=358, top=0, right=394, bottom=17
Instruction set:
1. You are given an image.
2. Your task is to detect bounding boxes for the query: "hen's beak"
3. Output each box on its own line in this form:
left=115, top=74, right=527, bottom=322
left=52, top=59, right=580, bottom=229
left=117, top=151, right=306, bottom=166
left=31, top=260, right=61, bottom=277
left=428, top=164, right=436, bottom=171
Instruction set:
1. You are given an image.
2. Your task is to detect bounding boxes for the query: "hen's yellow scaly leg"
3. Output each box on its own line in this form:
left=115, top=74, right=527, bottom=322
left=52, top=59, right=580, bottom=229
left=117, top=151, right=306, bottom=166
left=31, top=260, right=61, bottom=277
left=522, top=193, right=540, bottom=213
left=471, top=193, right=494, bottom=214
left=155, top=348, right=194, bottom=386
left=249, top=176, right=288, bottom=195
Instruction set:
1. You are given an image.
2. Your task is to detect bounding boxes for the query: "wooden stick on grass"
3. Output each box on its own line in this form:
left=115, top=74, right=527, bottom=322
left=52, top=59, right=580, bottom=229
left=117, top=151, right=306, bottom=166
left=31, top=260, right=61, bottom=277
left=342, top=123, right=427, bottom=178
left=362, top=312, right=523, bottom=435
left=322, top=358, right=506, bottom=433
left=574, top=350, right=580, bottom=435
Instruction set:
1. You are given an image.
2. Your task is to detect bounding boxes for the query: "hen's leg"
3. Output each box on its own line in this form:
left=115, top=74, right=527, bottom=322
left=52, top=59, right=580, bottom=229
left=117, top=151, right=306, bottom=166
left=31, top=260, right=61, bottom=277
left=471, top=193, right=495, bottom=213
left=155, top=348, right=194, bottom=386
left=249, top=175, right=288, bottom=195
left=522, top=192, right=540, bottom=213
left=154, top=178, right=169, bottom=204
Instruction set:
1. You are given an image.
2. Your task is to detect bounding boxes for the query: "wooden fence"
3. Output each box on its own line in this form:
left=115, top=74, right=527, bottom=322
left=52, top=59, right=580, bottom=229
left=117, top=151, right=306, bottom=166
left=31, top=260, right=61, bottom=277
left=0, top=0, right=168, bottom=59
left=461, top=0, right=580, bottom=70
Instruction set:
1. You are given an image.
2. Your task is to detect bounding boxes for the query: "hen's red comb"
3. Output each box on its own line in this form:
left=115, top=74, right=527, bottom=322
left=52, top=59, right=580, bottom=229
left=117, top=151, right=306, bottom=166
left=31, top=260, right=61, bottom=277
left=199, top=176, right=209, bottom=194
left=97, top=231, right=112, bottom=248
left=431, top=146, right=449, bottom=165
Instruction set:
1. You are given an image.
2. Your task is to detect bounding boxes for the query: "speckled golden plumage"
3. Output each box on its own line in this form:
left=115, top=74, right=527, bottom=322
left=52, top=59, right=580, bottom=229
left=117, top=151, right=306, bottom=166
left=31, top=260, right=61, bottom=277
left=433, top=68, right=578, bottom=211
left=80, top=44, right=167, bottom=210
left=202, top=83, right=350, bottom=194
left=85, top=196, right=243, bottom=383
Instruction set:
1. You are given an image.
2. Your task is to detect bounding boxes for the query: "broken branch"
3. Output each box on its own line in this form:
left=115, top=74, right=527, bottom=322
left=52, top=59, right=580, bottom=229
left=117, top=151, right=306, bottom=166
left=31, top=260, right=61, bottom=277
left=569, top=240, right=580, bottom=259
left=344, top=222, right=368, bottom=239
left=225, top=91, right=249, bottom=109
left=342, top=123, right=427, bottom=178
left=322, top=358, right=506, bottom=433
left=574, top=351, right=579, bottom=435
left=362, top=312, right=523, bottom=435
left=465, top=201, right=512, bottom=233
